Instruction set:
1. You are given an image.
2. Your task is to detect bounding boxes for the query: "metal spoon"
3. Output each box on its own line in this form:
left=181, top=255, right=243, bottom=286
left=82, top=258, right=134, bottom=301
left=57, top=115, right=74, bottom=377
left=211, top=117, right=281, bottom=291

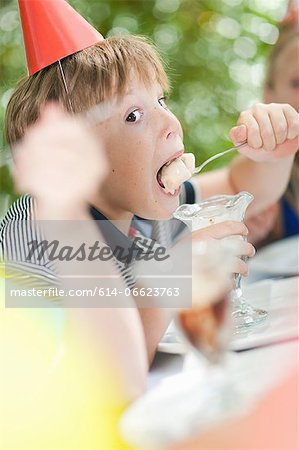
left=193, top=142, right=247, bottom=174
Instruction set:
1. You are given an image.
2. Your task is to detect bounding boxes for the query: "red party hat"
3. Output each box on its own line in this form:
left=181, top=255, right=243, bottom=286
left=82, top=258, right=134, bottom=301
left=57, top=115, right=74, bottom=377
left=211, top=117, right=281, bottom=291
left=18, top=0, right=104, bottom=75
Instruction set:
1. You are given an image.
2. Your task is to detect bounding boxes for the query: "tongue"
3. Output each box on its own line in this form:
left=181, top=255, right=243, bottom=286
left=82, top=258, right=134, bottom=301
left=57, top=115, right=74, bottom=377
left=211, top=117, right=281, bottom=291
left=160, top=153, right=195, bottom=194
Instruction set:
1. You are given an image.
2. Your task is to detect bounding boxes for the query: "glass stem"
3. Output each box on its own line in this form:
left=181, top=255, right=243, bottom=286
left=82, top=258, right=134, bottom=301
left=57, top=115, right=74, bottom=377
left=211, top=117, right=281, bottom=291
left=233, top=274, right=246, bottom=310
left=232, top=251, right=248, bottom=313
left=231, top=229, right=250, bottom=313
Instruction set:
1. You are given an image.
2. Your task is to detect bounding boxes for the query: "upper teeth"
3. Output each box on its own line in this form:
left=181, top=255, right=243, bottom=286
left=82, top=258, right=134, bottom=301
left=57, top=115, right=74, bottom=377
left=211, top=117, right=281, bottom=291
left=160, top=153, right=195, bottom=195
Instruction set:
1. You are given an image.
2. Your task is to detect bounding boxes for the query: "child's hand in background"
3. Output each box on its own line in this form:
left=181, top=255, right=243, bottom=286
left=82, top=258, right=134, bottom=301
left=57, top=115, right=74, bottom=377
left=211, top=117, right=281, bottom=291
left=13, top=103, right=108, bottom=212
left=229, top=103, right=299, bottom=162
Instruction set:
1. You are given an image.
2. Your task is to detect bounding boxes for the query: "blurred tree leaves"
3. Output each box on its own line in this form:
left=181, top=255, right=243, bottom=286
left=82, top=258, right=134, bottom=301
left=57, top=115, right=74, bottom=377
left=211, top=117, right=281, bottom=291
left=0, top=0, right=286, bottom=214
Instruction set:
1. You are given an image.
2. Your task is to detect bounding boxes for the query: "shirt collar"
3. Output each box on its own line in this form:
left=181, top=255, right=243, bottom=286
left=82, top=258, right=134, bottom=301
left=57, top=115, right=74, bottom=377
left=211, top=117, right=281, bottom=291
left=89, top=206, right=153, bottom=264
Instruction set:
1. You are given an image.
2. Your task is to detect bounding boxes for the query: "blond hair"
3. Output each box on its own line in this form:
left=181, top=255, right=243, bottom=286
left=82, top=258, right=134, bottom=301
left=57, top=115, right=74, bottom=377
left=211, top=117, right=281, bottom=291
left=5, top=35, right=169, bottom=145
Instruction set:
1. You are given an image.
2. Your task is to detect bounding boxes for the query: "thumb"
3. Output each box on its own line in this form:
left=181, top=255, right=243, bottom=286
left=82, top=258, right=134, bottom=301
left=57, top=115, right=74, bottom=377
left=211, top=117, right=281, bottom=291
left=229, top=124, right=247, bottom=145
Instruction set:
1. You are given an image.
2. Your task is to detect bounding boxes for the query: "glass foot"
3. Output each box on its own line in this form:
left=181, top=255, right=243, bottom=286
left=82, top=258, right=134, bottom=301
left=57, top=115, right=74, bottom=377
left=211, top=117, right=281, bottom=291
left=232, top=303, right=268, bottom=333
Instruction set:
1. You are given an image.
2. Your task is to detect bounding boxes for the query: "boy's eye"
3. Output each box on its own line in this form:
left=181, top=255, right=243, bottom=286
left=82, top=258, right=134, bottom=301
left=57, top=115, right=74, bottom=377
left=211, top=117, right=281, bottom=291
left=158, top=96, right=168, bottom=109
left=126, top=110, right=143, bottom=123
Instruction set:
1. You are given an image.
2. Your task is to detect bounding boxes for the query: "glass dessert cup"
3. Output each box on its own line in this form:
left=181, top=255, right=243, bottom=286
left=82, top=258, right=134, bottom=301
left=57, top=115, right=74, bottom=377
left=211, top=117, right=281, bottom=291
left=174, top=191, right=268, bottom=333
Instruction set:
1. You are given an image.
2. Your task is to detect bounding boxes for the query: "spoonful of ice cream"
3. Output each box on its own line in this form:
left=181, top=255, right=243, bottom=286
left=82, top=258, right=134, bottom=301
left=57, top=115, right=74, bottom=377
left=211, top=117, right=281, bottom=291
left=159, top=143, right=246, bottom=195
left=158, top=154, right=195, bottom=195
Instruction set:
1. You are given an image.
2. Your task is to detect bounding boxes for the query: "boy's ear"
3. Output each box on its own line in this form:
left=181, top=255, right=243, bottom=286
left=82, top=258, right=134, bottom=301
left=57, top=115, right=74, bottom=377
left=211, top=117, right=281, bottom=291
left=264, top=87, right=274, bottom=104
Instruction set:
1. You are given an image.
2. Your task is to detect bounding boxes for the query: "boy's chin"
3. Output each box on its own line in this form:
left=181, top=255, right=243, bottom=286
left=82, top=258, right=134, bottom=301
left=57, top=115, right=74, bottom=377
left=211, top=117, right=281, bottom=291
left=137, top=201, right=179, bottom=221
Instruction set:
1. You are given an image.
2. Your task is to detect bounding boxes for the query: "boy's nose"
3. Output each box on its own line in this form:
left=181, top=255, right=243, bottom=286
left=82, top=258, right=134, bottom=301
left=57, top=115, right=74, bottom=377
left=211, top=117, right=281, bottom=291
left=163, top=114, right=183, bottom=141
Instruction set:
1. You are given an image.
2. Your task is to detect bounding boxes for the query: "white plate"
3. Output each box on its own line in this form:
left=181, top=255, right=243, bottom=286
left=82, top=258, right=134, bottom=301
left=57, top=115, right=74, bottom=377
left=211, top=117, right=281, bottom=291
left=120, top=359, right=249, bottom=449
left=157, top=320, right=186, bottom=354
left=157, top=337, right=186, bottom=354
left=121, top=340, right=297, bottom=449
left=249, top=235, right=299, bottom=276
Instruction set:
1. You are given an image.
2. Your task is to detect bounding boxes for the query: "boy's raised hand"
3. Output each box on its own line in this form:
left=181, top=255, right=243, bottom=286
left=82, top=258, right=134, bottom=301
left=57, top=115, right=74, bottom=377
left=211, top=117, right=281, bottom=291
left=13, top=103, right=108, bottom=214
left=229, top=103, right=299, bottom=162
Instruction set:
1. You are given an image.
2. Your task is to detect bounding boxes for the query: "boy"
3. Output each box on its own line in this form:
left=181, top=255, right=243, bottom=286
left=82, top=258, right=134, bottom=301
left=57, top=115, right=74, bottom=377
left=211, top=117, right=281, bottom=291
left=1, top=0, right=299, bottom=364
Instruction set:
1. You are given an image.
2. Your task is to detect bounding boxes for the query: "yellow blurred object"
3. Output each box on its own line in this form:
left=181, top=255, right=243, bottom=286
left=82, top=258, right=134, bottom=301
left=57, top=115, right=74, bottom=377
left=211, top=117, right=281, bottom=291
left=0, top=272, right=132, bottom=450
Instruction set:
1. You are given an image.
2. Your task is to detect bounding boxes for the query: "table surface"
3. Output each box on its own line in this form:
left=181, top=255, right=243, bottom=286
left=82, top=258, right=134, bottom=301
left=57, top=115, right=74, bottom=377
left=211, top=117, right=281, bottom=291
left=149, top=275, right=298, bottom=389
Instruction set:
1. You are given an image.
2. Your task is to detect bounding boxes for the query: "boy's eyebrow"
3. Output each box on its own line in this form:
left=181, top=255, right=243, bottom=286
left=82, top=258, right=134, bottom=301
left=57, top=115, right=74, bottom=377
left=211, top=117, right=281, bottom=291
left=124, top=87, right=164, bottom=97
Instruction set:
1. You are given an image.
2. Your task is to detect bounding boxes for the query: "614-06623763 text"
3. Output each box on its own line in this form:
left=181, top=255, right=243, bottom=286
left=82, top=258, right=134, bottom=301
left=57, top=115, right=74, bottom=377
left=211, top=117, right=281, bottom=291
left=8, top=287, right=182, bottom=298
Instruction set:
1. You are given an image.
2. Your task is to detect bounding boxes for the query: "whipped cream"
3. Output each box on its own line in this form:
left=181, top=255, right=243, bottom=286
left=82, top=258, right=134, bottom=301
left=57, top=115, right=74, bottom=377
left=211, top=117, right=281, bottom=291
left=160, top=153, right=195, bottom=194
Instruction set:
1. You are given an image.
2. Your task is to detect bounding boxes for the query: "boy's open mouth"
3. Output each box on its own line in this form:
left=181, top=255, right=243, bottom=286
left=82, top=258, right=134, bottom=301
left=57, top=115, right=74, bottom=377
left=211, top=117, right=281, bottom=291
left=156, top=153, right=195, bottom=195
left=156, top=158, right=175, bottom=189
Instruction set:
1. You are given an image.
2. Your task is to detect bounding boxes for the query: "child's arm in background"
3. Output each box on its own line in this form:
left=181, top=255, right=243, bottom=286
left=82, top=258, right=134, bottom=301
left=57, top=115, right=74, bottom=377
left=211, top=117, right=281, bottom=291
left=246, top=203, right=281, bottom=246
left=192, top=103, right=298, bottom=218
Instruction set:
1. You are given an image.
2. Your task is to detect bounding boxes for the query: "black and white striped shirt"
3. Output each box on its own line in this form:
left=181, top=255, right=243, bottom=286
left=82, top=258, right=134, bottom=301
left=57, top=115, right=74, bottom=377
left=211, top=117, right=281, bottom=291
left=0, top=182, right=197, bottom=293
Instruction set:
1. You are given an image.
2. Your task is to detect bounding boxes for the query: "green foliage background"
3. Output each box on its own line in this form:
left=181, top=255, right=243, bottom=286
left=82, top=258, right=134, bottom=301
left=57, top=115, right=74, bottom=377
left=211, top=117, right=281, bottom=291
left=0, top=0, right=286, bottom=217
